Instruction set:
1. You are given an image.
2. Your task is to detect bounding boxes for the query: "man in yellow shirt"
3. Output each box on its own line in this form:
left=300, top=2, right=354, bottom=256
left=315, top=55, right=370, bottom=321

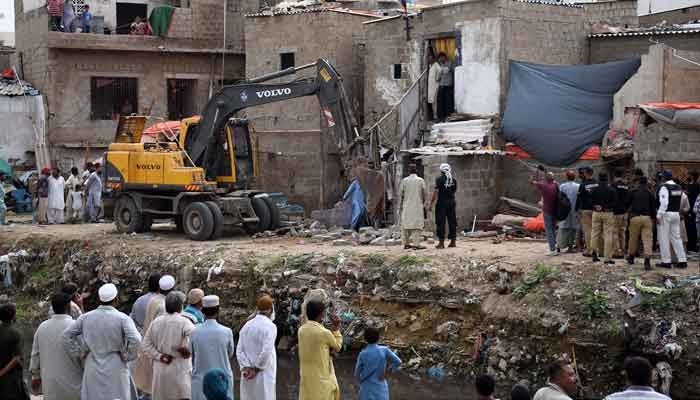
left=298, top=300, right=343, bottom=400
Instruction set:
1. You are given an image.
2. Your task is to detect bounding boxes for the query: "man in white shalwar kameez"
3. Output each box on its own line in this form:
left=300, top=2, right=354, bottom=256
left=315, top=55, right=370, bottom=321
left=141, top=291, right=195, bottom=400
left=134, top=274, right=176, bottom=396
left=47, top=168, right=65, bottom=224
left=63, top=283, right=142, bottom=400
left=399, top=164, right=428, bottom=250
left=30, top=292, right=82, bottom=400
left=237, top=295, right=277, bottom=400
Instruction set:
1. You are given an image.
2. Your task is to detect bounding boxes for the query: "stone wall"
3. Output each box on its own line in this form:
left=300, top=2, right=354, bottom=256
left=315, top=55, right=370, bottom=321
left=420, top=153, right=504, bottom=231
left=639, top=5, right=700, bottom=25
left=256, top=129, right=345, bottom=213
left=244, top=10, right=374, bottom=131
left=634, top=116, right=700, bottom=177
left=584, top=0, right=639, bottom=27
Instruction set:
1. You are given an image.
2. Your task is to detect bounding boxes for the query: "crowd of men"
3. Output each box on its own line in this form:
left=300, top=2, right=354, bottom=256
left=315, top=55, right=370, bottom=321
left=0, top=276, right=674, bottom=400
left=0, top=272, right=407, bottom=400
left=533, top=166, right=699, bottom=270
left=27, top=162, right=103, bottom=225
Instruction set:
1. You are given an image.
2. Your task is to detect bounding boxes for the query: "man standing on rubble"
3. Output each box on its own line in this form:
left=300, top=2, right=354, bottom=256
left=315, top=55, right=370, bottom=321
left=399, top=164, right=427, bottom=250
left=656, top=171, right=687, bottom=268
left=576, top=167, right=597, bottom=256
left=557, top=171, right=579, bottom=253
left=531, top=168, right=559, bottom=256
left=430, top=163, right=457, bottom=249
left=627, top=176, right=655, bottom=270
left=611, top=170, right=630, bottom=259
left=298, top=300, right=342, bottom=400
left=590, top=172, right=617, bottom=264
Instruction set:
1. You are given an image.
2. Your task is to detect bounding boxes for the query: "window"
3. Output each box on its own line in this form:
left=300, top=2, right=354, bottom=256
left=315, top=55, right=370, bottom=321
left=393, top=64, right=403, bottom=79
left=280, top=52, right=295, bottom=70
left=167, top=79, right=197, bottom=120
left=90, top=77, right=138, bottom=120
left=116, top=3, right=148, bottom=35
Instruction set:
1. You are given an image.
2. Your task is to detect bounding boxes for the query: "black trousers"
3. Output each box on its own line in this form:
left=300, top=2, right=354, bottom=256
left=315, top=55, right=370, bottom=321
left=436, top=202, right=457, bottom=241
left=436, top=85, right=454, bottom=121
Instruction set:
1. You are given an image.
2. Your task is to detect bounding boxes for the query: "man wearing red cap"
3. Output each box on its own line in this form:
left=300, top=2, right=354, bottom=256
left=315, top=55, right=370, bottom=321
left=237, top=294, right=277, bottom=400
left=36, top=168, right=50, bottom=224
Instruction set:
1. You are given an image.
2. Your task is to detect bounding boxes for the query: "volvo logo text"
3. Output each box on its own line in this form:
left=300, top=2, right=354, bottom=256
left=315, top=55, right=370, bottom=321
left=256, top=88, right=292, bottom=98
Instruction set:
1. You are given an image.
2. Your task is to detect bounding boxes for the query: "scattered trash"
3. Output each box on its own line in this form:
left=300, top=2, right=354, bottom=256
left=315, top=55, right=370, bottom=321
left=426, top=366, right=445, bottom=382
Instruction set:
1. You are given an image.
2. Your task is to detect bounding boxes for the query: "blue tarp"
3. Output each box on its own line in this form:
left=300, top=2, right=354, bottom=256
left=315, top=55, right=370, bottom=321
left=343, top=179, right=366, bottom=230
left=502, top=58, right=641, bottom=166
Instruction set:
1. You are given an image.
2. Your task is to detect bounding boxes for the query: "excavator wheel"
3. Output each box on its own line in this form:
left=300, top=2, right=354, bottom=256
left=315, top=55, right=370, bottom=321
left=262, top=196, right=281, bottom=231
left=114, top=196, right=144, bottom=234
left=245, top=196, right=271, bottom=234
left=204, top=201, right=224, bottom=240
left=183, top=202, right=215, bottom=241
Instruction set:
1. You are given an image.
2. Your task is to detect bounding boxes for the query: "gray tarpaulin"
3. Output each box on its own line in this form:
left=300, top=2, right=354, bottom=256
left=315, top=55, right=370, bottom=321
left=640, top=105, right=700, bottom=130
left=502, top=58, right=641, bottom=166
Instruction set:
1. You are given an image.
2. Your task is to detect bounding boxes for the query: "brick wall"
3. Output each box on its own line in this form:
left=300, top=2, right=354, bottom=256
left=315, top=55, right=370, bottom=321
left=256, top=129, right=345, bottom=213
left=421, top=153, right=504, bottom=231
left=584, top=0, right=639, bottom=27
left=244, top=11, right=374, bottom=131
left=45, top=48, right=243, bottom=146
left=664, top=47, right=700, bottom=103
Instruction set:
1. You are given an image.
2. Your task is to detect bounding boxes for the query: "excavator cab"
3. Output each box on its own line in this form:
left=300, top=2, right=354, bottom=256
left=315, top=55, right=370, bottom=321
left=179, top=117, right=257, bottom=190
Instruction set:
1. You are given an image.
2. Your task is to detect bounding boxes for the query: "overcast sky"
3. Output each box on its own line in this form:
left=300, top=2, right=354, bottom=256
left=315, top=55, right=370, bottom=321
left=0, top=1, right=14, bottom=32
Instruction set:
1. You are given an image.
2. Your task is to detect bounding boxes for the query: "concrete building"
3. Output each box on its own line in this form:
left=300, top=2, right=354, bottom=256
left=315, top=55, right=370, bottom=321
left=244, top=8, right=379, bottom=212
left=589, top=30, right=700, bottom=129
left=362, top=0, right=639, bottom=126
left=13, top=0, right=253, bottom=171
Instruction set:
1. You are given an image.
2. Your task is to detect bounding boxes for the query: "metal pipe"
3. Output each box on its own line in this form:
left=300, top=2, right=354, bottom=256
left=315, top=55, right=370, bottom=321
left=246, top=62, right=317, bottom=84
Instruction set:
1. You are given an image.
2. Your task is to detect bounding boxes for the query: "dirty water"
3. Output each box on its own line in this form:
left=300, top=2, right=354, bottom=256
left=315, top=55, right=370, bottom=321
left=17, top=322, right=475, bottom=400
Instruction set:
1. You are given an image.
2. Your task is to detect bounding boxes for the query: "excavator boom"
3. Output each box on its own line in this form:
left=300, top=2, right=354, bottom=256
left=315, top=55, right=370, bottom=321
left=185, top=59, right=360, bottom=176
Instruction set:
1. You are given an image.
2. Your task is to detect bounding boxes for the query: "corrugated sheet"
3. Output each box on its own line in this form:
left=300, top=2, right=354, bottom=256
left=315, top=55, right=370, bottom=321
left=589, top=28, right=700, bottom=38
left=513, top=0, right=583, bottom=8
left=245, top=7, right=381, bottom=17
left=0, top=78, right=39, bottom=96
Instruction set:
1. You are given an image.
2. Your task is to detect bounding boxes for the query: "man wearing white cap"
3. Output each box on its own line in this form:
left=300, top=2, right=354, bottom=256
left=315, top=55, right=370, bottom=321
left=190, top=295, right=236, bottom=400
left=134, top=274, right=176, bottom=397
left=63, top=283, right=142, bottom=400
left=141, top=291, right=195, bottom=400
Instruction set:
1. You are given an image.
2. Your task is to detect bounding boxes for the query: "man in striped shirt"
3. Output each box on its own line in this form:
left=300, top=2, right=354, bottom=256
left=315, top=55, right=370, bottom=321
left=604, top=357, right=671, bottom=400
left=47, top=0, right=64, bottom=31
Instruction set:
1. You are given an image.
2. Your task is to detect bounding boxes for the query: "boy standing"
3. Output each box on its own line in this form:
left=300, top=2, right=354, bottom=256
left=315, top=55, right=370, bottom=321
left=70, top=184, right=84, bottom=223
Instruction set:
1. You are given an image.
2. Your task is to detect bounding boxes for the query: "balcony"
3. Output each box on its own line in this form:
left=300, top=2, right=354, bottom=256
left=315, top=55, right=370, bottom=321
left=45, top=31, right=241, bottom=54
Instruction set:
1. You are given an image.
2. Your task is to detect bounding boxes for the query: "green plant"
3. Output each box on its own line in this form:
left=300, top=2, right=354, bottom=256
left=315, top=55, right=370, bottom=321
left=512, top=264, right=554, bottom=299
left=582, top=286, right=610, bottom=320
left=363, top=253, right=386, bottom=269
left=394, top=255, right=425, bottom=268
left=641, top=288, right=685, bottom=313
left=605, top=319, right=623, bottom=338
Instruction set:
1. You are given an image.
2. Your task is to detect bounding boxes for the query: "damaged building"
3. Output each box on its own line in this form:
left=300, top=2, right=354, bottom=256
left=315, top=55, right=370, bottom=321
left=12, top=0, right=252, bottom=171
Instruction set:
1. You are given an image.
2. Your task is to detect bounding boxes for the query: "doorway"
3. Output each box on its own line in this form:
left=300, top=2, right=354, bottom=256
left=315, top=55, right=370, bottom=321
left=424, top=36, right=458, bottom=122
left=116, top=3, right=148, bottom=35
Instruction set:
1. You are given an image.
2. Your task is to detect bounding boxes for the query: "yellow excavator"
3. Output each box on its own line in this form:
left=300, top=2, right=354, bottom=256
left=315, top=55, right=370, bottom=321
left=103, top=59, right=360, bottom=240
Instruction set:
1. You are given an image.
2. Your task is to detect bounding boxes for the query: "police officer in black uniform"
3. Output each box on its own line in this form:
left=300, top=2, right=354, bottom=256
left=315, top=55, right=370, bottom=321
left=590, top=172, right=618, bottom=264
left=611, top=170, right=630, bottom=258
left=576, top=167, right=597, bottom=256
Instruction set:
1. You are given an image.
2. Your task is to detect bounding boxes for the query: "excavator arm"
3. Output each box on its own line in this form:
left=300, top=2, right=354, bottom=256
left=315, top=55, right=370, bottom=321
left=185, top=59, right=360, bottom=177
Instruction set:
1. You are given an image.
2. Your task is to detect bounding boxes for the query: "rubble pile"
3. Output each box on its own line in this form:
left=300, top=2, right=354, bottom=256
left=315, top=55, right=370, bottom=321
left=2, top=233, right=700, bottom=398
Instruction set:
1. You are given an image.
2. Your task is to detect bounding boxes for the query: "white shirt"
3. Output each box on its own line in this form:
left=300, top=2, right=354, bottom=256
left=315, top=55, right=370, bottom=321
left=30, top=314, right=83, bottom=400
left=604, top=386, right=671, bottom=400
left=237, top=314, right=278, bottom=400
left=48, top=175, right=66, bottom=210
left=70, top=191, right=83, bottom=210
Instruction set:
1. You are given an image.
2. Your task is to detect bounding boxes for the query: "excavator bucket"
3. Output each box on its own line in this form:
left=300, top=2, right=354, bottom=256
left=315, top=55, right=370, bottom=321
left=114, top=116, right=147, bottom=143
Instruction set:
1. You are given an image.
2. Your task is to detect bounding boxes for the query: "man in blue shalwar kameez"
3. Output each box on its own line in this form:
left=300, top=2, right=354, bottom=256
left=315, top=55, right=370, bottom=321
left=354, top=327, right=402, bottom=400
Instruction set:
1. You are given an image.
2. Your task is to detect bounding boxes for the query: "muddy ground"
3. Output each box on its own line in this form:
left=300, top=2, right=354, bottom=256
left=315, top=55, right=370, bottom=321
left=2, top=221, right=699, bottom=399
